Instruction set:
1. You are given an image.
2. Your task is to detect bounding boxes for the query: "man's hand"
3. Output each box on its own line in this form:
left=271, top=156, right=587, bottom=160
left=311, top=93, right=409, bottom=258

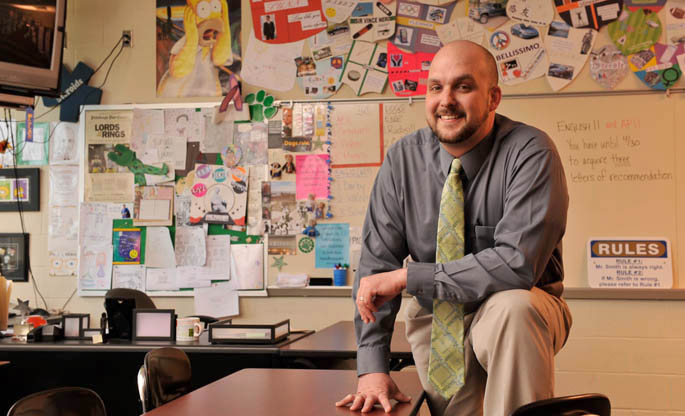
left=356, top=269, right=407, bottom=324
left=335, top=373, right=411, bottom=413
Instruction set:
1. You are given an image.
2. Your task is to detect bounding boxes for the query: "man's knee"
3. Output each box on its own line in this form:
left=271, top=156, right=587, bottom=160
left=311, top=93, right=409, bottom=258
left=478, top=289, right=542, bottom=327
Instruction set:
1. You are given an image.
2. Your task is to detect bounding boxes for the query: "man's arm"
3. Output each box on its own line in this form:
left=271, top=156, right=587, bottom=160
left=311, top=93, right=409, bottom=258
left=407, top=135, right=569, bottom=304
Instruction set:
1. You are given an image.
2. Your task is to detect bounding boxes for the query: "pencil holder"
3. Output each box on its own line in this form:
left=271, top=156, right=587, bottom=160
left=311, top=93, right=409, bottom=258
left=333, top=269, right=347, bottom=286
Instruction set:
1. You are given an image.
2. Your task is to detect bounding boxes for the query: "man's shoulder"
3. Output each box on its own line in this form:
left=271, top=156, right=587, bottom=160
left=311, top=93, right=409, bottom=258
left=496, top=114, right=558, bottom=154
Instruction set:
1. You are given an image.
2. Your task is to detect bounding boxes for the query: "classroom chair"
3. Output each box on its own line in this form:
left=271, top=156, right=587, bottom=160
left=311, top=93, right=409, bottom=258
left=510, top=393, right=611, bottom=416
left=7, top=386, right=106, bottom=416
left=137, top=347, right=192, bottom=413
left=104, top=288, right=156, bottom=309
left=104, top=288, right=156, bottom=339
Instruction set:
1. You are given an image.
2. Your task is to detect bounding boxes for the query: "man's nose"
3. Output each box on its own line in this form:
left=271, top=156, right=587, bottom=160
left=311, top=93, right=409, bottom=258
left=439, top=89, right=457, bottom=107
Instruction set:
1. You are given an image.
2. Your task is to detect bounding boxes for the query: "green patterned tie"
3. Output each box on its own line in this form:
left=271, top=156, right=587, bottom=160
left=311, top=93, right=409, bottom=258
left=428, top=158, right=465, bottom=399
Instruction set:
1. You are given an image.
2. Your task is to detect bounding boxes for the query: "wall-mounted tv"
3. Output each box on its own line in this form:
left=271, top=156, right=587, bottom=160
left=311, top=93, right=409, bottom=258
left=0, top=0, right=67, bottom=108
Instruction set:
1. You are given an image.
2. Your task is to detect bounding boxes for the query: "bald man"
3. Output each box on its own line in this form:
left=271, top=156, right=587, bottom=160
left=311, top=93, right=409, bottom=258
left=336, top=41, right=572, bottom=415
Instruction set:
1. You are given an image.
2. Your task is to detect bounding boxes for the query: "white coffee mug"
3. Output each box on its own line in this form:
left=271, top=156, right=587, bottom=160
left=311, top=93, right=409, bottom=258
left=176, top=317, right=202, bottom=341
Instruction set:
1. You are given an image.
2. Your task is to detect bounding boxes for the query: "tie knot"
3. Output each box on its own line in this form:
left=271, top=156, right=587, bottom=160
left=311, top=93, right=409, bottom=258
left=450, top=159, right=462, bottom=176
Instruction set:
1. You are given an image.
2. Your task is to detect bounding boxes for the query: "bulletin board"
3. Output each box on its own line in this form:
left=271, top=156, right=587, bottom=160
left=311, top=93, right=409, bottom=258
left=273, top=92, right=683, bottom=290
left=76, top=102, right=269, bottom=298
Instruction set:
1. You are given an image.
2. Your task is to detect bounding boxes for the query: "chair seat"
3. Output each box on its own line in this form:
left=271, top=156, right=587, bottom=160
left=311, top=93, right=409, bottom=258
left=511, top=393, right=611, bottom=416
left=138, top=347, right=192, bottom=413
left=8, top=387, right=106, bottom=416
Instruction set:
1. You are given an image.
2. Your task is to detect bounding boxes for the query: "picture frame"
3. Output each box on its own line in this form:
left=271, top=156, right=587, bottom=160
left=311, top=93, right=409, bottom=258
left=0, top=168, right=40, bottom=212
left=132, top=309, right=175, bottom=341
left=62, top=313, right=91, bottom=340
left=0, top=233, right=29, bottom=282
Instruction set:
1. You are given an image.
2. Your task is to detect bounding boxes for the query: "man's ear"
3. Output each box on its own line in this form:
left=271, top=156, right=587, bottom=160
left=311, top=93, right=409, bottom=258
left=489, top=86, right=502, bottom=112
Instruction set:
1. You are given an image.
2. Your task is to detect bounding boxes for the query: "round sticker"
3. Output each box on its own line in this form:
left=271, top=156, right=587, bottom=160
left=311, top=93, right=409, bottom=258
left=299, top=237, right=314, bottom=253
left=191, top=183, right=208, bottom=197
left=129, top=249, right=138, bottom=259
left=490, top=31, right=511, bottom=50
left=195, top=164, right=212, bottom=179
left=213, top=167, right=227, bottom=183
left=326, top=7, right=336, bottom=17
left=222, top=145, right=242, bottom=168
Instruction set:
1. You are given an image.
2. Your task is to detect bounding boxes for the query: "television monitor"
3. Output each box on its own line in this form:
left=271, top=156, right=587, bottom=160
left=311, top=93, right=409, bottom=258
left=0, top=0, right=67, bottom=108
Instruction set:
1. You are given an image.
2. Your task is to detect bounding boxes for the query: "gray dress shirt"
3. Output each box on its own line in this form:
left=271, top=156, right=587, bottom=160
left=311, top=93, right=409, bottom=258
left=353, top=114, right=569, bottom=375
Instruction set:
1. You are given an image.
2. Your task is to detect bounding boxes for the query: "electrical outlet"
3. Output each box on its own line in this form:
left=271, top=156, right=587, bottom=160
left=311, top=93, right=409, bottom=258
left=122, top=30, right=132, bottom=48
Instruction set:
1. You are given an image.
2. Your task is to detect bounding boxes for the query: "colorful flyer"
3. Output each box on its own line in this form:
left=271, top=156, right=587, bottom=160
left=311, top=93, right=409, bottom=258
left=309, top=23, right=354, bottom=59
left=251, top=0, right=327, bottom=44
left=435, top=16, right=487, bottom=45
left=349, top=0, right=397, bottom=42
left=507, top=0, right=554, bottom=26
left=554, top=0, right=622, bottom=30
left=112, top=227, right=142, bottom=265
left=16, top=122, right=49, bottom=166
left=393, top=0, right=457, bottom=53
left=295, top=154, right=329, bottom=200
left=607, top=7, right=662, bottom=55
left=387, top=42, right=433, bottom=96
left=340, top=40, right=389, bottom=95
left=666, top=0, right=685, bottom=46
left=189, top=163, right=248, bottom=226
left=296, top=55, right=345, bottom=98
left=625, top=0, right=666, bottom=11
left=487, top=21, right=547, bottom=85
left=544, top=22, right=597, bottom=91
left=589, top=44, right=630, bottom=89
left=627, top=43, right=684, bottom=89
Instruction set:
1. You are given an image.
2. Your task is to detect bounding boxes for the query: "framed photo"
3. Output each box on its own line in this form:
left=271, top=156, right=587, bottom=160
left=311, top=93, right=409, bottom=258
left=0, top=168, right=40, bottom=212
left=132, top=309, right=175, bottom=341
left=0, top=233, right=29, bottom=281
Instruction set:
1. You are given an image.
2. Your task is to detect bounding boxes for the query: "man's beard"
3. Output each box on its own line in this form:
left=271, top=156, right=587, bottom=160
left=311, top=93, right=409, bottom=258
left=429, top=107, right=488, bottom=144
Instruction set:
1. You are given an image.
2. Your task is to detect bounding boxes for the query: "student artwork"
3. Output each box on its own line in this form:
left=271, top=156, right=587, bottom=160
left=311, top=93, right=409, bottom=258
left=189, top=163, right=248, bottom=225
left=415, top=0, right=456, bottom=5
left=666, top=0, right=685, bottom=46
left=202, top=114, right=234, bottom=153
left=544, top=23, right=597, bottom=91
left=231, top=122, right=269, bottom=166
left=250, top=0, right=327, bottom=44
left=435, top=17, right=487, bottom=44
left=467, top=0, right=509, bottom=29
left=309, top=23, right=354, bottom=59
left=79, top=245, right=113, bottom=290
left=322, top=0, right=358, bottom=22
left=625, top=0, right=666, bottom=11
left=49, top=122, right=79, bottom=165
left=245, top=90, right=277, bottom=122
left=340, top=40, right=388, bottom=95
left=155, top=0, right=241, bottom=97
left=242, top=31, right=304, bottom=92
left=130, top=109, right=164, bottom=155
left=387, top=43, right=433, bottom=96
left=554, top=0, right=622, bottom=30
left=349, top=0, right=397, bottom=42
left=0, top=121, right=16, bottom=167
left=112, top=227, right=143, bottom=265
left=295, top=154, right=329, bottom=200
left=164, top=108, right=205, bottom=143
left=627, top=43, right=684, bottom=89
left=296, top=55, right=344, bottom=98
left=487, top=21, right=547, bottom=85
left=506, top=0, right=554, bottom=26
left=16, top=122, right=49, bottom=166
left=589, top=44, right=630, bottom=89
left=107, top=144, right=172, bottom=186
left=266, top=181, right=302, bottom=235
left=607, top=7, right=662, bottom=55
left=175, top=172, right=194, bottom=226
left=393, top=0, right=456, bottom=53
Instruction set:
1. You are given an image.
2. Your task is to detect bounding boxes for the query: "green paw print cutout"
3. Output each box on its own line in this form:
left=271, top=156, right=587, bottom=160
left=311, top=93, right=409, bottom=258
left=245, top=90, right=277, bottom=122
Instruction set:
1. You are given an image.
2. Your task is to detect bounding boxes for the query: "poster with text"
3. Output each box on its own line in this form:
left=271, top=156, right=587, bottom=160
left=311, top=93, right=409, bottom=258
left=250, top=0, right=327, bottom=44
left=349, top=0, right=397, bottom=42
left=487, top=21, right=547, bottom=85
left=387, top=42, right=433, bottom=96
left=545, top=22, right=597, bottom=91
left=554, top=0, right=622, bottom=30
left=189, top=163, right=248, bottom=226
left=392, top=0, right=456, bottom=53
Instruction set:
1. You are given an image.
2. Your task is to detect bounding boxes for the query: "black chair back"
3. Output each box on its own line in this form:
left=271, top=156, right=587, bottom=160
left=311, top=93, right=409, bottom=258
left=8, top=387, right=106, bottom=416
left=104, top=288, right=155, bottom=340
left=511, top=393, right=611, bottom=416
left=139, top=347, right=192, bottom=413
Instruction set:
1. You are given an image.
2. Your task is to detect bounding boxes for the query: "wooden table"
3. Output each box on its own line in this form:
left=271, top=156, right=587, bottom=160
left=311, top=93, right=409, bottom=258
left=143, top=369, right=425, bottom=416
left=280, top=321, right=414, bottom=370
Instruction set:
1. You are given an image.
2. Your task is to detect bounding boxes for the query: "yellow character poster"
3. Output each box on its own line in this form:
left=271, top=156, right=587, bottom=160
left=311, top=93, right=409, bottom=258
left=156, top=0, right=242, bottom=97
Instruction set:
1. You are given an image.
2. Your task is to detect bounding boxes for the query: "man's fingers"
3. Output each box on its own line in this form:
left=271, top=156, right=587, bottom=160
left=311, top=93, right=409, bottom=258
left=349, top=394, right=366, bottom=411
left=393, top=391, right=412, bottom=403
left=361, top=395, right=378, bottom=413
left=378, top=393, right=393, bottom=413
left=335, top=394, right=355, bottom=407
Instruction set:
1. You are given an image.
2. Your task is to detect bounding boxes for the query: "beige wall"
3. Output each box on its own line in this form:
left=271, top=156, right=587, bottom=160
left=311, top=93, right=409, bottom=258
left=2, top=0, right=684, bottom=413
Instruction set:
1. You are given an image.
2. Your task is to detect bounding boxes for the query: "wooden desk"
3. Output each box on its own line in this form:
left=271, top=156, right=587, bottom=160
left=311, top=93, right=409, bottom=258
left=143, top=369, right=425, bottom=416
left=0, top=330, right=313, bottom=415
left=280, top=321, right=414, bottom=370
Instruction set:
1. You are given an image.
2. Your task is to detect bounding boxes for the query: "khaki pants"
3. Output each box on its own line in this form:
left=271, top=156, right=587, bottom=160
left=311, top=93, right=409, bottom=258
left=405, top=288, right=572, bottom=416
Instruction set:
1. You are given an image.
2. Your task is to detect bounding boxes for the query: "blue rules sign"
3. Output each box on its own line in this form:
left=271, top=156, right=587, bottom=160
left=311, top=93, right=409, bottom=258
left=587, top=238, right=672, bottom=288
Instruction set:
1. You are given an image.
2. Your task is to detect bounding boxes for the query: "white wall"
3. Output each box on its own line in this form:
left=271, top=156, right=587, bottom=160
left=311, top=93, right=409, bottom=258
left=2, top=1, right=684, bottom=413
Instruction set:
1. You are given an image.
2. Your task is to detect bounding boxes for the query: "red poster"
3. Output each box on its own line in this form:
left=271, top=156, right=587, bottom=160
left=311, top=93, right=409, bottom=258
left=251, top=0, right=327, bottom=44
left=387, top=42, right=434, bottom=96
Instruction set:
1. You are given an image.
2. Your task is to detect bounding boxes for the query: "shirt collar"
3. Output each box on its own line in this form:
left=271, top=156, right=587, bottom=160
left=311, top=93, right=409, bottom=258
left=438, top=116, right=501, bottom=181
